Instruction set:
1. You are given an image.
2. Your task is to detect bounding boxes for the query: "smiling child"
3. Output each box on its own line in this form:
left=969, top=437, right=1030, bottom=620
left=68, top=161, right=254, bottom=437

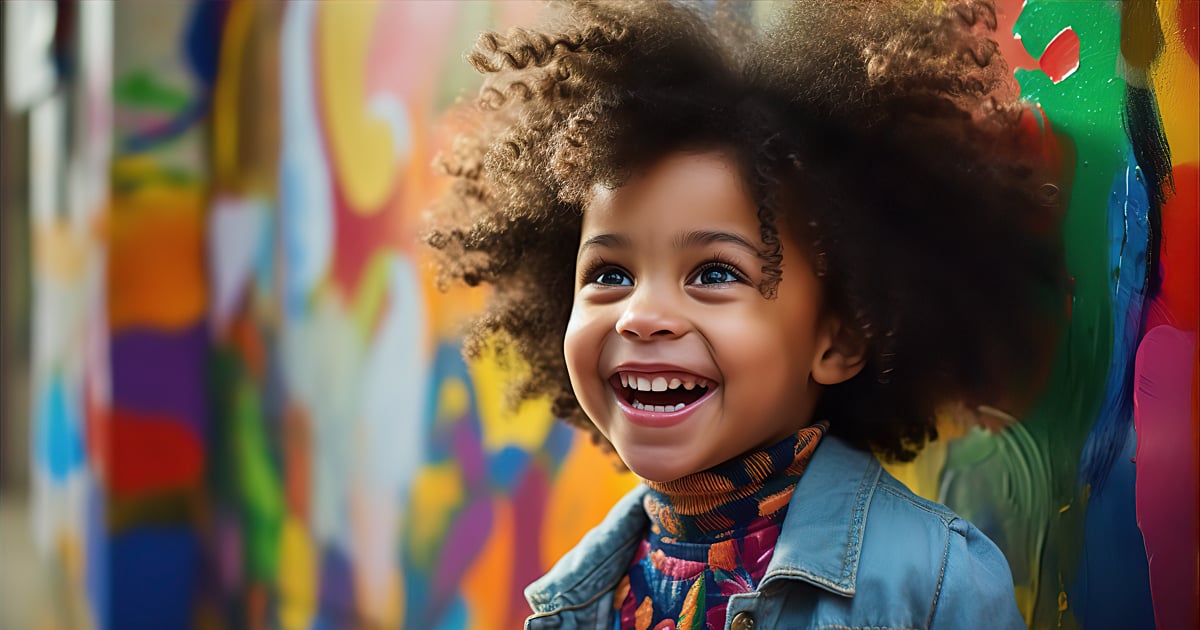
left=426, top=1, right=1064, bottom=629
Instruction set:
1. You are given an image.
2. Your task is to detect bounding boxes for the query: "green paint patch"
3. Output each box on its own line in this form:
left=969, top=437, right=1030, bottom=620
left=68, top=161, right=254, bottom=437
left=115, top=70, right=191, bottom=111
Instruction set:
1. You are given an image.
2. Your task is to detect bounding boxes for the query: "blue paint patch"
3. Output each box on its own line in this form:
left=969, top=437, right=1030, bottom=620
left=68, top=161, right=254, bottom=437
left=111, top=527, right=199, bottom=630
left=34, top=372, right=85, bottom=480
left=1079, top=149, right=1150, bottom=493
left=183, top=0, right=228, bottom=85
left=488, top=446, right=530, bottom=492
left=541, top=421, right=578, bottom=476
left=403, top=561, right=433, bottom=629
left=432, top=596, right=469, bottom=630
left=424, top=342, right=479, bottom=462
left=86, top=480, right=109, bottom=630
left=1070, top=422, right=1154, bottom=629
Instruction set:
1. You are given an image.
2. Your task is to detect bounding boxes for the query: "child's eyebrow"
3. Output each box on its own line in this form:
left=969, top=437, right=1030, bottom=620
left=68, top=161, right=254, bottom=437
left=578, top=231, right=760, bottom=257
left=674, top=230, right=760, bottom=256
left=579, top=233, right=630, bottom=254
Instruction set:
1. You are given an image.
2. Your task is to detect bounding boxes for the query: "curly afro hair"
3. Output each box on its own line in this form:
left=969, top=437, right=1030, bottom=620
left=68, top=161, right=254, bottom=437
left=425, top=0, right=1067, bottom=462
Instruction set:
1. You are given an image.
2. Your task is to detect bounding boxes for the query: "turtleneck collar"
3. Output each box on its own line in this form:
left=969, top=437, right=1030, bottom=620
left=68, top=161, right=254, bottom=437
left=641, top=422, right=827, bottom=544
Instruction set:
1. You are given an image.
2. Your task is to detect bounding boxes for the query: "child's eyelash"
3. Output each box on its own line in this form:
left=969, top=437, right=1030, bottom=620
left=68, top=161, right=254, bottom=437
left=577, top=257, right=619, bottom=285
left=577, top=253, right=750, bottom=285
left=696, top=253, right=748, bottom=282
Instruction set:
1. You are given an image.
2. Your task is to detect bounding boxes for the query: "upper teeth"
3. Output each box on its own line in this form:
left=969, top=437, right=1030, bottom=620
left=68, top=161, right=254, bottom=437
left=619, top=373, right=709, bottom=391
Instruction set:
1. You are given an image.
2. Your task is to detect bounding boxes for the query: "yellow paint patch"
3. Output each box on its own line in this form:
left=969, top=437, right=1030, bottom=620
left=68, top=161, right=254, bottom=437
left=467, top=344, right=558, bottom=452
left=277, top=517, right=317, bottom=630
left=33, top=221, right=94, bottom=282
left=407, top=463, right=465, bottom=569
left=460, top=497, right=515, bottom=630
left=882, top=435, right=948, bottom=502
left=350, top=252, right=392, bottom=336
left=318, top=0, right=400, bottom=213
left=1155, top=0, right=1200, bottom=165
left=1013, top=584, right=1035, bottom=627
left=108, top=181, right=207, bottom=331
left=541, top=435, right=637, bottom=570
left=437, top=377, right=471, bottom=424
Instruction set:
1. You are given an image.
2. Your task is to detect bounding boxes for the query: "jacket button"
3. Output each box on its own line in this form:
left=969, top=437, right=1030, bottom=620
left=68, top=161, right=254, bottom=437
left=730, top=611, right=756, bottom=630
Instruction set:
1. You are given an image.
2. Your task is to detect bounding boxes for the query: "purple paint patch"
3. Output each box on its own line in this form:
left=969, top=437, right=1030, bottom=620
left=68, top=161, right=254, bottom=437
left=318, top=545, right=357, bottom=624
left=110, top=323, right=209, bottom=438
left=215, top=509, right=243, bottom=596
left=511, top=464, right=550, bottom=622
left=432, top=497, right=493, bottom=606
left=452, top=419, right=486, bottom=489
left=1133, top=325, right=1199, bottom=630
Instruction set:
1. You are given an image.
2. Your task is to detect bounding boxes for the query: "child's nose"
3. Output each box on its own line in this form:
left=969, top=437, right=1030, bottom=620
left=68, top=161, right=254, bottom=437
left=614, top=287, right=686, bottom=340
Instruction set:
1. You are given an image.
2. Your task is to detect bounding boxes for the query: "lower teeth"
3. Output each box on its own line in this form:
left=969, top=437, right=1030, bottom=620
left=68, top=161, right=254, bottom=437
left=632, top=400, right=686, bottom=413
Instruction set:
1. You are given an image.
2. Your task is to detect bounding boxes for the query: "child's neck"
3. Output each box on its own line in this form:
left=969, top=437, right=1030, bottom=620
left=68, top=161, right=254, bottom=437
left=641, top=421, right=828, bottom=544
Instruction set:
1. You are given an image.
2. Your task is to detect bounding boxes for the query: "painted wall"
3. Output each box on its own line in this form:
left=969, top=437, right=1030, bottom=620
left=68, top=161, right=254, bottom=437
left=26, top=1, right=1197, bottom=628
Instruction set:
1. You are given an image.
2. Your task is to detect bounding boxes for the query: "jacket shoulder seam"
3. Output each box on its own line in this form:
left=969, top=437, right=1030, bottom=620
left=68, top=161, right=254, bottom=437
left=875, top=483, right=956, bottom=526
left=926, top=515, right=956, bottom=629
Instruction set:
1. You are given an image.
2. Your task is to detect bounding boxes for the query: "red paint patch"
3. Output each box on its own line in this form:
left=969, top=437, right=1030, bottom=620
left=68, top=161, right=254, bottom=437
left=109, top=409, right=205, bottom=495
left=1181, top=0, right=1199, bottom=66
left=1158, top=163, right=1199, bottom=331
left=1040, top=27, right=1081, bottom=84
left=994, top=0, right=1041, bottom=72
left=329, top=178, right=402, bottom=303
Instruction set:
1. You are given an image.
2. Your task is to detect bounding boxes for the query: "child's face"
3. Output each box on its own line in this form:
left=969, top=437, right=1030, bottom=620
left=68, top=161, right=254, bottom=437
left=564, top=151, right=856, bottom=483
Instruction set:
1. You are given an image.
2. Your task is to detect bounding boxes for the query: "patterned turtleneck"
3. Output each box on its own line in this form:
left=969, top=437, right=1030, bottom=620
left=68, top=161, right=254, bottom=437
left=614, top=422, right=828, bottom=630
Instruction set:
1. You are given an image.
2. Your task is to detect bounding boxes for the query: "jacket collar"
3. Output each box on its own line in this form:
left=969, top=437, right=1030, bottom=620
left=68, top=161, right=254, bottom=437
left=760, top=435, right=881, bottom=597
left=525, top=484, right=650, bottom=616
left=524, top=435, right=881, bottom=615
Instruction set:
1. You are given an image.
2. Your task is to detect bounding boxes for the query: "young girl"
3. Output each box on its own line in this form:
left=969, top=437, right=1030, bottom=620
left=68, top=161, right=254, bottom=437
left=426, top=1, right=1064, bottom=628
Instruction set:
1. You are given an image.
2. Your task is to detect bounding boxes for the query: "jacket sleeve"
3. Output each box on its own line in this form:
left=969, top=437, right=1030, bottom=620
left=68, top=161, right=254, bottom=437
left=929, top=518, right=1027, bottom=630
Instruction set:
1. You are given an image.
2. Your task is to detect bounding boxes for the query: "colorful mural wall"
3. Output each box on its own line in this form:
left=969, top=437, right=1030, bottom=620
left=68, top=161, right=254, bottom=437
left=24, top=1, right=1197, bottom=629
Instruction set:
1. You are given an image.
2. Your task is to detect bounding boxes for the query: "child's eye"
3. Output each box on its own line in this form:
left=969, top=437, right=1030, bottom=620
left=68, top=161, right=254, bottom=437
left=690, top=263, right=743, bottom=286
left=594, top=269, right=633, bottom=286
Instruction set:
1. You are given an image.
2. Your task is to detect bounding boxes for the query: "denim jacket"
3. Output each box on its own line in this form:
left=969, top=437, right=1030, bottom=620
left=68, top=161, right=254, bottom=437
left=524, top=436, right=1025, bottom=629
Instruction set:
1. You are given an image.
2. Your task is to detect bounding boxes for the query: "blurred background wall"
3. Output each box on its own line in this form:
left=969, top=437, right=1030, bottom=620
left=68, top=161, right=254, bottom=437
left=0, top=1, right=1195, bottom=629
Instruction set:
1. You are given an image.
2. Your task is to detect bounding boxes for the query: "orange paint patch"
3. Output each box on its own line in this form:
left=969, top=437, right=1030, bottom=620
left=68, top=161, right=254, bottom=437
left=108, top=184, right=207, bottom=331
left=460, top=497, right=515, bottom=630
left=283, top=404, right=312, bottom=519
left=540, top=435, right=637, bottom=571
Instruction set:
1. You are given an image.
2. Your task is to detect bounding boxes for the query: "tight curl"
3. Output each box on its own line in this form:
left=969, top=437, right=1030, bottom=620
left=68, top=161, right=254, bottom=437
left=425, top=0, right=1066, bottom=462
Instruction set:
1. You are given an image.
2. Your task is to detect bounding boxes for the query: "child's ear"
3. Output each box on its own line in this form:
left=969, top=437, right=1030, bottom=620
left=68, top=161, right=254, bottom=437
left=811, top=316, right=867, bottom=386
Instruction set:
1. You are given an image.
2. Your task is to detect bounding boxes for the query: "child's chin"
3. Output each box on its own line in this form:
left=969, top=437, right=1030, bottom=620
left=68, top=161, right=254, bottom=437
left=620, top=453, right=700, bottom=484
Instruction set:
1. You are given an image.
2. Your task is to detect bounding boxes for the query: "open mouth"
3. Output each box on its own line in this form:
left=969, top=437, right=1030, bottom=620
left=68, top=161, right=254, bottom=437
left=609, top=372, right=714, bottom=413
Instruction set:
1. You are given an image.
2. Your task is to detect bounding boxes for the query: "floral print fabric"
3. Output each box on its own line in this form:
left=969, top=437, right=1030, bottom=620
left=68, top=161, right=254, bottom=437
left=615, top=423, right=827, bottom=630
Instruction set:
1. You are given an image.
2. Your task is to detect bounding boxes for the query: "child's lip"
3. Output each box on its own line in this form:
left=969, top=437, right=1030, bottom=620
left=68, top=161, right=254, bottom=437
left=607, top=362, right=719, bottom=385
left=611, top=383, right=716, bottom=428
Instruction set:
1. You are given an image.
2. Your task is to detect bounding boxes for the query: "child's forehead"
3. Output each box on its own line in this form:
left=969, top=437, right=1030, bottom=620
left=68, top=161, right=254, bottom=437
left=582, top=151, right=759, bottom=228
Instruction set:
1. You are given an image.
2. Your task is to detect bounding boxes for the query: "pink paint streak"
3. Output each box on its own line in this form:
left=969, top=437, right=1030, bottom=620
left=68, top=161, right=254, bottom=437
left=1133, top=325, right=1199, bottom=630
